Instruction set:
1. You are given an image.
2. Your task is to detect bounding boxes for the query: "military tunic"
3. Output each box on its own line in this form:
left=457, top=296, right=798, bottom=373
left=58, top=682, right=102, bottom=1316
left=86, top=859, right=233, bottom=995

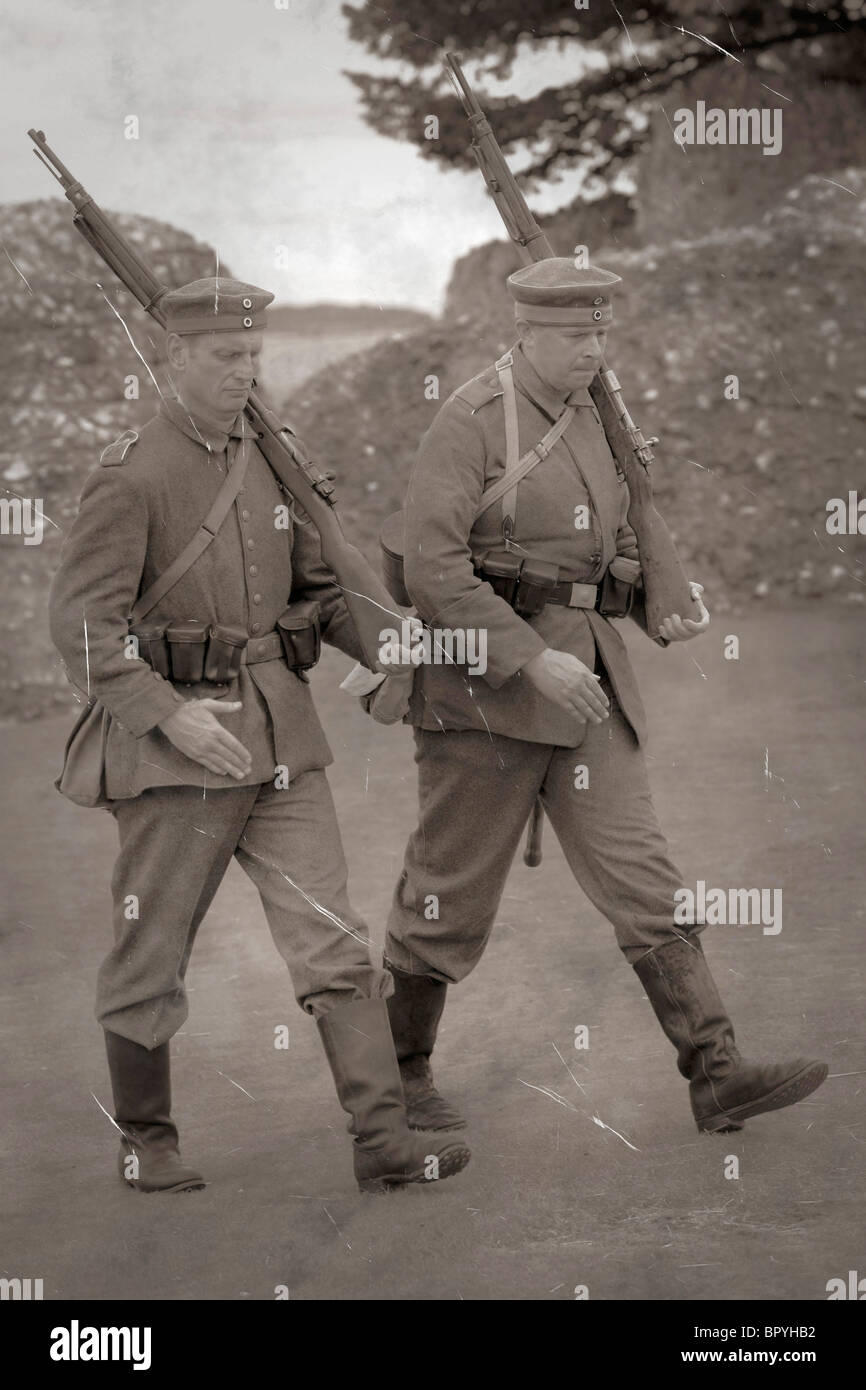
left=49, top=397, right=391, bottom=1047
left=404, top=346, right=654, bottom=744
left=386, top=345, right=689, bottom=977
left=49, top=397, right=357, bottom=797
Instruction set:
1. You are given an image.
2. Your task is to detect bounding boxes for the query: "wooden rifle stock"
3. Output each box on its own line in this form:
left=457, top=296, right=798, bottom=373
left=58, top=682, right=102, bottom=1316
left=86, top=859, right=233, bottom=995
left=27, top=128, right=401, bottom=671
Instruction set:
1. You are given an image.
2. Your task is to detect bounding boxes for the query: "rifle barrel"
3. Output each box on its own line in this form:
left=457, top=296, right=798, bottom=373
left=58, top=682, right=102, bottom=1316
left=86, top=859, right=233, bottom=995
left=443, top=53, right=479, bottom=117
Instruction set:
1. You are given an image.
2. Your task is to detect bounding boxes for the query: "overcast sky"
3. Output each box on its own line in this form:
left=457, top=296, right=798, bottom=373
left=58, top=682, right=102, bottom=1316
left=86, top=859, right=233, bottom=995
left=1, top=0, right=598, bottom=312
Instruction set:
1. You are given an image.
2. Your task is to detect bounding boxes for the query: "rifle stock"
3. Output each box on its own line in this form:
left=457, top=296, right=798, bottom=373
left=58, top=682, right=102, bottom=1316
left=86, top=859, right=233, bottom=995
left=442, top=55, right=699, bottom=638
left=27, top=128, right=401, bottom=670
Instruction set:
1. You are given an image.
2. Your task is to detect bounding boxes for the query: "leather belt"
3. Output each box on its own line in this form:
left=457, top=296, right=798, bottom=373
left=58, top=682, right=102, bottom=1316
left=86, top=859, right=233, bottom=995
left=545, top=581, right=599, bottom=610
left=242, top=630, right=284, bottom=664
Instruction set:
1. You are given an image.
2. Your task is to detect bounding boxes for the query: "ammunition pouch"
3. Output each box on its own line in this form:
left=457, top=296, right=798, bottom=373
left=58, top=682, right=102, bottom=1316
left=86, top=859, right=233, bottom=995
left=131, top=623, right=171, bottom=679
left=131, top=620, right=248, bottom=686
left=479, top=554, right=522, bottom=607
left=276, top=599, right=322, bottom=680
left=597, top=556, right=641, bottom=619
left=204, top=623, right=248, bottom=684
left=164, top=620, right=209, bottom=684
left=513, top=558, right=560, bottom=617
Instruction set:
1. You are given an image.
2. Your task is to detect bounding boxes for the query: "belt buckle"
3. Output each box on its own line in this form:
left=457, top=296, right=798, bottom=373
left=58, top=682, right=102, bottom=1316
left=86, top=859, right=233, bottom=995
left=568, top=582, right=596, bottom=608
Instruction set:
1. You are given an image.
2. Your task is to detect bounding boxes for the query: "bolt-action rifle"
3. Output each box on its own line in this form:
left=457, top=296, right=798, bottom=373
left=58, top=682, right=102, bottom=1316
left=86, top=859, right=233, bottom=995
left=443, top=53, right=699, bottom=640
left=27, top=127, right=401, bottom=673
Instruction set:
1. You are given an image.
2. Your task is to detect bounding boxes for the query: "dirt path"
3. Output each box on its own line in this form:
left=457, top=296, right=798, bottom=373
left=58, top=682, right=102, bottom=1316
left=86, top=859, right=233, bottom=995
left=2, top=605, right=864, bottom=1301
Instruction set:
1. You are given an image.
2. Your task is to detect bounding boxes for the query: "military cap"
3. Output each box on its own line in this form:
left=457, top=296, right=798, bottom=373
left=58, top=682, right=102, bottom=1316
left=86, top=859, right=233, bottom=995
left=161, top=277, right=274, bottom=335
left=507, top=259, right=621, bottom=328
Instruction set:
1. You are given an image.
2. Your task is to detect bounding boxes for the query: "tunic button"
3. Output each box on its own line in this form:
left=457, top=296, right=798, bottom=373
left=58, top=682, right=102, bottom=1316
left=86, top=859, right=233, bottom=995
left=252, top=593, right=262, bottom=604
left=250, top=622, right=262, bottom=634
left=247, top=538, right=255, bottom=549
left=257, top=642, right=267, bottom=658
left=242, top=509, right=250, bottom=520
left=590, top=553, right=601, bottom=564
left=249, top=564, right=258, bottom=576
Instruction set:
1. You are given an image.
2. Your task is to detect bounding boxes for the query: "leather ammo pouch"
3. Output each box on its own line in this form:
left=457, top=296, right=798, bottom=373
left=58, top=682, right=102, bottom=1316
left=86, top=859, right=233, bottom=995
left=165, top=620, right=209, bottom=684
left=276, top=600, right=322, bottom=674
left=513, top=558, right=560, bottom=617
left=597, top=556, right=641, bottom=619
left=204, top=623, right=248, bottom=683
left=479, top=553, right=522, bottom=606
left=477, top=555, right=560, bottom=616
left=129, top=623, right=171, bottom=678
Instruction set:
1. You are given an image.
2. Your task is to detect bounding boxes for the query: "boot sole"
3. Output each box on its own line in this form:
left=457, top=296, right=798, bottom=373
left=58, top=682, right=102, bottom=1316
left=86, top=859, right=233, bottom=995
left=696, top=1061, right=829, bottom=1133
left=121, top=1174, right=206, bottom=1194
left=357, top=1142, right=471, bottom=1193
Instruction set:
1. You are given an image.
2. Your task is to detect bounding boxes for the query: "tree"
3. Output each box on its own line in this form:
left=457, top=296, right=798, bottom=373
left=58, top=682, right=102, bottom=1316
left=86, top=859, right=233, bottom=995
left=343, top=1, right=866, bottom=191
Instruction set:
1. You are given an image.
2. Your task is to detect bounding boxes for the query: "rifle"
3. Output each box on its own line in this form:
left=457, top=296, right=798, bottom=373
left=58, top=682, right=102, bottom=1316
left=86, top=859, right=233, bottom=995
left=27, top=128, right=401, bottom=673
left=443, top=54, right=700, bottom=868
left=443, top=53, right=698, bottom=639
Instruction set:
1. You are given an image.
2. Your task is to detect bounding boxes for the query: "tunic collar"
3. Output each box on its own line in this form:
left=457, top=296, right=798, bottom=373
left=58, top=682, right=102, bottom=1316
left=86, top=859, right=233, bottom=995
left=159, top=394, right=250, bottom=454
left=512, top=344, right=594, bottom=420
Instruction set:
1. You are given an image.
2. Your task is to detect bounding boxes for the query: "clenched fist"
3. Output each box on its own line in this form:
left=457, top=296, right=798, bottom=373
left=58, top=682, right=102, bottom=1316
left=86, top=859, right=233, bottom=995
left=158, top=699, right=253, bottom=779
left=522, top=648, right=610, bottom=724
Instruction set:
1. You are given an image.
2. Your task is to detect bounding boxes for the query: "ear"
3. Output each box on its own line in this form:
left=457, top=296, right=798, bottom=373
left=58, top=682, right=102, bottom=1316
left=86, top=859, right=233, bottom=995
left=515, top=318, right=535, bottom=350
left=165, top=332, right=189, bottom=371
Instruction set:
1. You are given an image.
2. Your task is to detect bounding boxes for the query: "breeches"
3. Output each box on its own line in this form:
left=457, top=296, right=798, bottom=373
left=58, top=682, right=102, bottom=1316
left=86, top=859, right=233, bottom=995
left=97, top=771, right=390, bottom=1048
left=386, top=686, right=689, bottom=982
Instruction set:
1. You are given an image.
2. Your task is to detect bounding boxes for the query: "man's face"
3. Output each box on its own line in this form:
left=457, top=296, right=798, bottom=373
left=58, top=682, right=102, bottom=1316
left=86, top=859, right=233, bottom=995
left=168, top=328, right=264, bottom=422
left=521, top=323, right=608, bottom=396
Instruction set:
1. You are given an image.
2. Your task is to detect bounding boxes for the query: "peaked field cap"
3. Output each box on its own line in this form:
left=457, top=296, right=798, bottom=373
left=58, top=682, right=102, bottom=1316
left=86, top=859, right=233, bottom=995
left=507, top=259, right=622, bottom=327
left=162, top=277, right=274, bottom=335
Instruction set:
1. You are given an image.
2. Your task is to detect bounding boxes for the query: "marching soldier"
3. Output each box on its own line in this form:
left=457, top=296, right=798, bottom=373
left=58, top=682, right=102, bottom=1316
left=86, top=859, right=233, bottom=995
left=49, top=277, right=470, bottom=1194
left=384, top=259, right=828, bottom=1137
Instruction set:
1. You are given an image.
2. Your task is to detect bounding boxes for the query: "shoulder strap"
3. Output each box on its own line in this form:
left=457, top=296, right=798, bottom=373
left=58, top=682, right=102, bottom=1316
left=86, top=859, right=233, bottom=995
left=453, top=368, right=503, bottom=413
left=129, top=435, right=251, bottom=625
left=497, top=354, right=521, bottom=537
left=476, top=352, right=575, bottom=533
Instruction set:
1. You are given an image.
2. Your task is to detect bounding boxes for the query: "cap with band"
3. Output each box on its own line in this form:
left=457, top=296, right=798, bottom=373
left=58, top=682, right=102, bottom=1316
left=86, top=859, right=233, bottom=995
left=161, top=277, right=274, bottom=335
left=507, top=259, right=622, bottom=327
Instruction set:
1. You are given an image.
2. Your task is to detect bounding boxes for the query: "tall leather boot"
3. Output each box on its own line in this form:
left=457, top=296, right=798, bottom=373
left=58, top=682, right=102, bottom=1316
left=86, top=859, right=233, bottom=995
left=104, top=1032, right=205, bottom=1192
left=633, top=935, right=828, bottom=1133
left=386, top=964, right=466, bottom=1131
left=317, top=997, right=471, bottom=1192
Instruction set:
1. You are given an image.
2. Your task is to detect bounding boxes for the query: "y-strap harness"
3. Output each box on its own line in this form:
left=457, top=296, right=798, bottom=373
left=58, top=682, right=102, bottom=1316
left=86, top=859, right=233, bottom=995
left=474, top=350, right=601, bottom=612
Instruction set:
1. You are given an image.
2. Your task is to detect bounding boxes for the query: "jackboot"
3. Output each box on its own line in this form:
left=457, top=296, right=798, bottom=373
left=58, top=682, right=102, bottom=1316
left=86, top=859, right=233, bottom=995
left=104, top=1031, right=205, bottom=1192
left=633, top=935, right=828, bottom=1133
left=317, top=997, right=471, bottom=1192
left=386, top=964, right=466, bottom=1131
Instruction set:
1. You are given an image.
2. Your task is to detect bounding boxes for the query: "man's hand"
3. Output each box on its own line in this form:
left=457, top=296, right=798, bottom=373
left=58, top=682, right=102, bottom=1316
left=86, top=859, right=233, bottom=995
left=158, top=699, right=253, bottom=779
left=374, top=613, right=425, bottom=673
left=657, top=582, right=710, bottom=643
left=522, top=648, right=610, bottom=723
